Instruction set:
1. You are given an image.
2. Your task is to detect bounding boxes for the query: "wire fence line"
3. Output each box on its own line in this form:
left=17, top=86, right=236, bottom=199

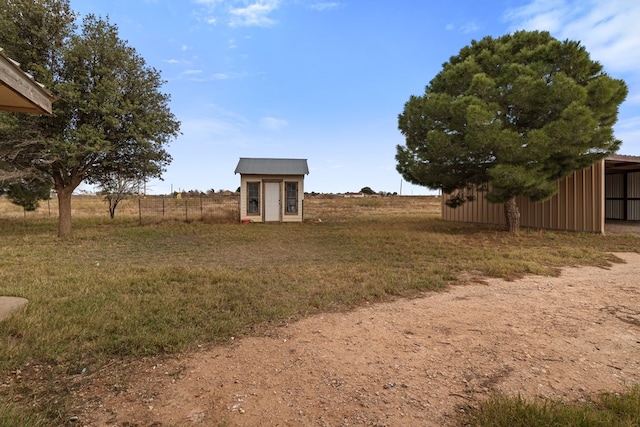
left=0, top=194, right=241, bottom=224
left=137, top=195, right=240, bottom=223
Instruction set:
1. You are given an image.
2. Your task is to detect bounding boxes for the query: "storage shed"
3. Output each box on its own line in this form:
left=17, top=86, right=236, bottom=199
left=442, top=155, right=640, bottom=233
left=234, top=158, right=309, bottom=223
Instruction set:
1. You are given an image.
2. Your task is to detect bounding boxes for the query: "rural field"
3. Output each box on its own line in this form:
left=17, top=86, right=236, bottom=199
left=0, top=194, right=639, bottom=426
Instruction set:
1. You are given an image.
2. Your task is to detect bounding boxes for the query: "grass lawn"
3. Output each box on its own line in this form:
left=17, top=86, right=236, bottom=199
left=0, top=195, right=638, bottom=425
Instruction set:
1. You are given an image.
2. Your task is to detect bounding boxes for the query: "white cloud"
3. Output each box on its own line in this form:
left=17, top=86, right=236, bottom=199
left=260, top=116, right=288, bottom=131
left=444, top=20, right=481, bottom=34
left=165, top=58, right=194, bottom=66
left=177, top=69, right=204, bottom=80
left=212, top=72, right=231, bottom=80
left=504, top=0, right=640, bottom=152
left=460, top=21, right=480, bottom=34
left=183, top=69, right=203, bottom=75
left=616, top=116, right=640, bottom=147
left=504, top=0, right=640, bottom=75
left=212, top=71, right=248, bottom=80
left=309, top=2, right=340, bottom=12
left=194, top=0, right=280, bottom=27
left=173, top=68, right=247, bottom=81
left=504, top=0, right=570, bottom=33
left=229, top=1, right=280, bottom=27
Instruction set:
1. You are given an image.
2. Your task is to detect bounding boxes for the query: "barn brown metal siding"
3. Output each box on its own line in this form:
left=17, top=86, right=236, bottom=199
left=608, top=171, right=640, bottom=221
left=606, top=174, right=625, bottom=220
left=629, top=171, right=640, bottom=220
left=442, top=160, right=605, bottom=233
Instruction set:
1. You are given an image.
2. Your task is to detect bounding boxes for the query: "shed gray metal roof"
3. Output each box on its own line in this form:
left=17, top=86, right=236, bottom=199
left=234, top=158, right=309, bottom=175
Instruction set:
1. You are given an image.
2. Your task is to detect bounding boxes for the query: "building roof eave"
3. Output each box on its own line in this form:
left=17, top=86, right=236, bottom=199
left=0, top=47, right=56, bottom=115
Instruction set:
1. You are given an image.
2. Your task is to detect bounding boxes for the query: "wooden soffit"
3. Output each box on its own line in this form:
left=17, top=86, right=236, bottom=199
left=606, top=154, right=640, bottom=174
left=0, top=48, right=55, bottom=115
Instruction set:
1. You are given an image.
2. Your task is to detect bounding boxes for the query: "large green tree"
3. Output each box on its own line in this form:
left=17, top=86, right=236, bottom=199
left=0, top=0, right=180, bottom=236
left=396, top=30, right=627, bottom=232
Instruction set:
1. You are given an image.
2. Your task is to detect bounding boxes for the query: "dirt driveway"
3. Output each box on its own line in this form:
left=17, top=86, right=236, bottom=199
left=78, top=252, right=640, bottom=426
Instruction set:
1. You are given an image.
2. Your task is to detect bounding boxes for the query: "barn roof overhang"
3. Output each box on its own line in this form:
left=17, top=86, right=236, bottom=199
left=0, top=47, right=56, bottom=115
left=605, top=155, right=640, bottom=174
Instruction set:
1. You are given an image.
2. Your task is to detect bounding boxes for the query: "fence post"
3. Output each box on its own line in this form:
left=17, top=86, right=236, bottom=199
left=138, top=197, right=142, bottom=225
left=185, top=198, right=188, bottom=221
left=200, top=194, right=203, bottom=219
left=162, top=197, right=165, bottom=217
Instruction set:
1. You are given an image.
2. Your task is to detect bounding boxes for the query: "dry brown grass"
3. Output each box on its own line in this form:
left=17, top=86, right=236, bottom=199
left=304, top=194, right=441, bottom=221
left=0, top=193, right=440, bottom=222
left=0, top=193, right=241, bottom=223
left=0, top=194, right=135, bottom=218
left=1, top=193, right=638, bottom=426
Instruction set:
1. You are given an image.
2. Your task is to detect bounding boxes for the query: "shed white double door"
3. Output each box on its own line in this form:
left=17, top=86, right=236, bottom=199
left=264, top=182, right=281, bottom=222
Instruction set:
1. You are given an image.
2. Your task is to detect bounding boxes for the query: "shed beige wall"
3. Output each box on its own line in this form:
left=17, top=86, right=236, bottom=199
left=239, top=174, right=305, bottom=223
left=442, top=160, right=605, bottom=233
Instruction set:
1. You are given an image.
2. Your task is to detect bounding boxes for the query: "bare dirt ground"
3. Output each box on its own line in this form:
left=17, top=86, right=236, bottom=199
left=75, top=251, right=640, bottom=427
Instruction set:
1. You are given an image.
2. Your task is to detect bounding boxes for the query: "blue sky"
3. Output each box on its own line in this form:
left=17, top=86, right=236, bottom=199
left=69, top=0, right=640, bottom=195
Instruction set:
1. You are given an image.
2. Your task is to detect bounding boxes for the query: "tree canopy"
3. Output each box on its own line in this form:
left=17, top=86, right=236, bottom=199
left=0, top=176, right=51, bottom=211
left=0, top=0, right=180, bottom=236
left=360, top=186, right=375, bottom=195
left=396, top=30, right=627, bottom=232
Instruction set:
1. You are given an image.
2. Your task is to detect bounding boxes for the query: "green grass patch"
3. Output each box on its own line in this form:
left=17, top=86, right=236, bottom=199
left=0, top=402, right=50, bottom=427
left=463, top=386, right=640, bottom=427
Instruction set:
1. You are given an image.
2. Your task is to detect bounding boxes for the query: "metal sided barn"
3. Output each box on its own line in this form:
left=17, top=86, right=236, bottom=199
left=235, top=158, right=309, bottom=223
left=441, top=155, right=640, bottom=233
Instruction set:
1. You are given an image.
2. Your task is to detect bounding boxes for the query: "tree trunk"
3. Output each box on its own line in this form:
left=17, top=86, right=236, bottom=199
left=109, top=198, right=118, bottom=219
left=57, top=187, right=73, bottom=237
left=504, top=197, right=520, bottom=233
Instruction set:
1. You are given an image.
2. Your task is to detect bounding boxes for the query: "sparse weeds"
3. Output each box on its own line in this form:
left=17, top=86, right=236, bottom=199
left=463, top=386, right=640, bottom=427
left=0, top=402, right=50, bottom=427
